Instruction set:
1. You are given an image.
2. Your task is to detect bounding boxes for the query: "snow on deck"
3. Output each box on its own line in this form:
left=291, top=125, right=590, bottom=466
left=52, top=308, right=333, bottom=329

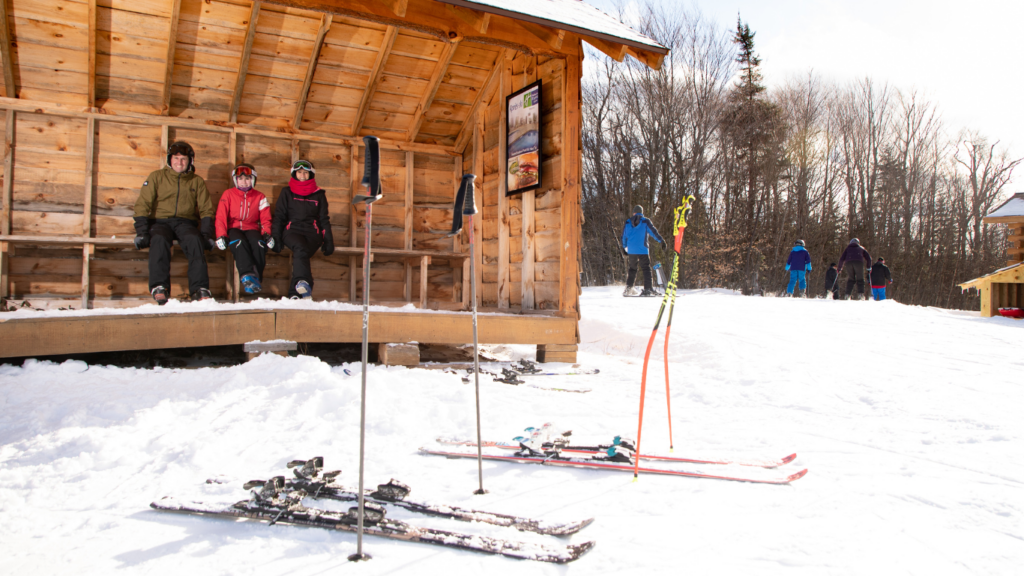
left=1, top=287, right=1022, bottom=574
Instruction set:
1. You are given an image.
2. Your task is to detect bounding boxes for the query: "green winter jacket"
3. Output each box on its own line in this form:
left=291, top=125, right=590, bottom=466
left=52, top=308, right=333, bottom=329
left=133, top=167, right=214, bottom=222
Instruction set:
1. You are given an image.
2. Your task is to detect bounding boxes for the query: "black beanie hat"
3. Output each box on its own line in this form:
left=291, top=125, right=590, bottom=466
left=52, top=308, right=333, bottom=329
left=633, top=205, right=643, bottom=214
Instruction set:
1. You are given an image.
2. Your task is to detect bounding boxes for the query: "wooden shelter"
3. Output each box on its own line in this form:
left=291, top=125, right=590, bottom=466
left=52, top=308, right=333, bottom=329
left=0, top=0, right=667, bottom=360
left=958, top=192, right=1024, bottom=317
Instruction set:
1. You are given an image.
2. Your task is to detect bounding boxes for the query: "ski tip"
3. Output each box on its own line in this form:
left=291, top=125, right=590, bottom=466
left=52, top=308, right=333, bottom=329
left=787, top=469, right=809, bottom=483
left=564, top=540, right=597, bottom=562
left=780, top=453, right=798, bottom=465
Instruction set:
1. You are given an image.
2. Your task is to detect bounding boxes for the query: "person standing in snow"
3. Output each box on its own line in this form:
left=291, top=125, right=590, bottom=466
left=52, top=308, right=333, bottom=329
left=837, top=238, right=871, bottom=300
left=215, top=163, right=273, bottom=295
left=824, top=263, right=840, bottom=300
left=784, top=239, right=812, bottom=297
left=620, top=205, right=666, bottom=296
left=133, top=141, right=215, bottom=305
left=271, top=160, right=334, bottom=299
left=869, top=257, right=893, bottom=301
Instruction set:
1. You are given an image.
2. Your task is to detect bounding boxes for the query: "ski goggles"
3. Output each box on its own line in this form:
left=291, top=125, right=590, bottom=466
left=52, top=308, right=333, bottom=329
left=292, top=161, right=314, bottom=172
left=232, top=166, right=256, bottom=177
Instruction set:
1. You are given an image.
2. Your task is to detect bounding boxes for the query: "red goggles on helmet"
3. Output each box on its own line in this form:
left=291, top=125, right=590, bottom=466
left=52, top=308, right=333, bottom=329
left=233, top=166, right=255, bottom=177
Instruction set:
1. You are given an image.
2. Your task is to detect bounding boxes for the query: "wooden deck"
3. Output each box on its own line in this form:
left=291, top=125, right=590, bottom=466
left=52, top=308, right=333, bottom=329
left=0, top=308, right=577, bottom=358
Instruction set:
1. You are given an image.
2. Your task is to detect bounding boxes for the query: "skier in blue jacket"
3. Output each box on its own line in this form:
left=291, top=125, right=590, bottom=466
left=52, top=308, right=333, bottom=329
left=785, top=239, right=812, bottom=297
left=620, top=205, right=666, bottom=296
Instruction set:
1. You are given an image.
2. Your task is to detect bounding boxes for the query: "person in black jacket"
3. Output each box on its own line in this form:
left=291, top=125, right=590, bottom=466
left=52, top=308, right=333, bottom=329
left=271, top=160, right=334, bottom=299
left=869, top=257, right=893, bottom=301
left=837, top=238, right=871, bottom=300
left=824, top=263, right=840, bottom=300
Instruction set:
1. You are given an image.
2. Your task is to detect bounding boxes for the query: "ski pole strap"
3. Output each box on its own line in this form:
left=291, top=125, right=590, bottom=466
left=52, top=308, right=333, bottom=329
left=672, top=195, right=694, bottom=253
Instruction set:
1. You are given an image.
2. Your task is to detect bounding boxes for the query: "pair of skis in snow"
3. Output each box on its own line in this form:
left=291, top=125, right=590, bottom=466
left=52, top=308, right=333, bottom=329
left=151, top=457, right=595, bottom=563
left=423, top=425, right=807, bottom=485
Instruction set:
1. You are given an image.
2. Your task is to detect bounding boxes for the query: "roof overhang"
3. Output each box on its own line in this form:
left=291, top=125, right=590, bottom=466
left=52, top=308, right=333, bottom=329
left=958, top=262, right=1024, bottom=290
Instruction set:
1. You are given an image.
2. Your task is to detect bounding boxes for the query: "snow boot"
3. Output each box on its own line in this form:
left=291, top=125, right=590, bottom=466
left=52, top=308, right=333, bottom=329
left=151, top=285, right=168, bottom=306
left=640, top=288, right=661, bottom=297
left=241, top=274, right=262, bottom=294
left=623, top=286, right=637, bottom=297
left=295, top=280, right=312, bottom=299
left=191, top=287, right=213, bottom=302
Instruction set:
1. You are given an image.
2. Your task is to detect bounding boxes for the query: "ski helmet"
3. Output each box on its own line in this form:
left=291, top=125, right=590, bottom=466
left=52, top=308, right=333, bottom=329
left=850, top=238, right=860, bottom=246
left=232, top=163, right=257, bottom=188
left=291, top=160, right=316, bottom=179
left=794, top=239, right=805, bottom=246
left=166, top=141, right=195, bottom=173
left=633, top=205, right=644, bottom=214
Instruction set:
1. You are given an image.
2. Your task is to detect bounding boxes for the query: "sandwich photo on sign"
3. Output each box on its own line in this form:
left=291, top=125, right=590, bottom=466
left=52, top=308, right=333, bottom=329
left=506, top=81, right=542, bottom=195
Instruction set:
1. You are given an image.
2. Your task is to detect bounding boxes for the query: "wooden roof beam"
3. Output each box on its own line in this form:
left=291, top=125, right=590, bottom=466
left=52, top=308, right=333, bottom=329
left=445, top=4, right=489, bottom=34
left=376, top=0, right=408, bottom=17
left=518, top=20, right=564, bottom=51
left=229, top=1, right=262, bottom=124
left=453, top=48, right=504, bottom=152
left=353, top=25, right=398, bottom=136
left=408, top=39, right=460, bottom=142
left=161, top=0, right=184, bottom=115
left=293, top=14, right=332, bottom=130
left=0, top=0, right=16, bottom=98
left=625, top=46, right=664, bottom=71
left=584, top=36, right=626, bottom=62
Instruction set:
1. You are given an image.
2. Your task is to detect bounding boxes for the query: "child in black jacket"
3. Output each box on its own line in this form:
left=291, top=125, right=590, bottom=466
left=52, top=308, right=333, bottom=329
left=271, top=160, right=335, bottom=298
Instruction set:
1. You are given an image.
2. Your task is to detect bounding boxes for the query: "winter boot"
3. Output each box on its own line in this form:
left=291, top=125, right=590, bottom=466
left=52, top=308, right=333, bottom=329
left=191, top=287, right=213, bottom=301
left=151, top=285, right=168, bottom=306
left=295, top=280, right=312, bottom=299
left=241, top=274, right=262, bottom=294
left=623, top=286, right=636, bottom=297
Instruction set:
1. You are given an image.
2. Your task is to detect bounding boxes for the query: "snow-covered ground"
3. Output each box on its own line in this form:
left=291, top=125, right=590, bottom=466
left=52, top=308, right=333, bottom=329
left=1, top=287, right=1021, bottom=574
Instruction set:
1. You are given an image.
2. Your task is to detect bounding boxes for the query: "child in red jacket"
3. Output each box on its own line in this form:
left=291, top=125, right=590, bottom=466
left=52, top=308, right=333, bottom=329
left=215, top=164, right=273, bottom=294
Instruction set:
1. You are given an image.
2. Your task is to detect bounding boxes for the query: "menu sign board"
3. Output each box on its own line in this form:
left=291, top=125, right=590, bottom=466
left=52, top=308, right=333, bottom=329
left=506, top=81, right=542, bottom=196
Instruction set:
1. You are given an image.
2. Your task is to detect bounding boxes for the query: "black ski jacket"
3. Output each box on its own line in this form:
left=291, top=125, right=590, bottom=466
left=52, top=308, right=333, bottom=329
left=825, top=267, right=839, bottom=290
left=869, top=262, right=892, bottom=287
left=271, top=187, right=334, bottom=254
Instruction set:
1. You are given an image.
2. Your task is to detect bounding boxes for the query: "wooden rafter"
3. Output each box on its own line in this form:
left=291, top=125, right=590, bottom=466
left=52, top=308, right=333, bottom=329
left=0, top=0, right=16, bottom=99
left=87, top=0, right=97, bottom=108
left=376, top=0, right=408, bottom=17
left=293, top=14, right=332, bottom=130
left=517, top=20, right=564, bottom=51
left=584, top=36, right=626, bottom=62
left=453, top=48, right=504, bottom=152
left=445, top=4, right=489, bottom=34
left=408, top=39, right=460, bottom=142
left=161, top=0, right=184, bottom=115
left=229, top=1, right=262, bottom=124
left=625, top=46, right=664, bottom=71
left=352, top=25, right=398, bottom=137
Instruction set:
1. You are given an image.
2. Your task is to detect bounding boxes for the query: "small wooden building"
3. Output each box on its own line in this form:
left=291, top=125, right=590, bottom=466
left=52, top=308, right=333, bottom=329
left=958, top=192, right=1024, bottom=316
left=0, top=0, right=667, bottom=360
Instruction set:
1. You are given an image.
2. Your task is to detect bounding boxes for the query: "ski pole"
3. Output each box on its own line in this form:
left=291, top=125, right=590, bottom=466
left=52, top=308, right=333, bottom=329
left=661, top=196, right=693, bottom=452
left=349, top=135, right=382, bottom=563
left=448, top=174, right=486, bottom=494
left=634, top=194, right=693, bottom=480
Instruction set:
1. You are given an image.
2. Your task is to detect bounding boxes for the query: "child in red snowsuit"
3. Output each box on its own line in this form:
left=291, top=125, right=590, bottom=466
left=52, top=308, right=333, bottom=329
left=215, top=163, right=273, bottom=294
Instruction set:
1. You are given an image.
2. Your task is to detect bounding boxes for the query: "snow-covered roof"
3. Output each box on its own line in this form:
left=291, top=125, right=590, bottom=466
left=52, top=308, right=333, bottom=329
left=438, top=0, right=668, bottom=53
left=958, top=261, right=1024, bottom=290
left=985, top=192, right=1024, bottom=219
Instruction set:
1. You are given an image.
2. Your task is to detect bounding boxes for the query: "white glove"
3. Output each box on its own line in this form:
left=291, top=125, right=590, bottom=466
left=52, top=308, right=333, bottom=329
left=216, top=237, right=227, bottom=251
left=266, top=236, right=275, bottom=250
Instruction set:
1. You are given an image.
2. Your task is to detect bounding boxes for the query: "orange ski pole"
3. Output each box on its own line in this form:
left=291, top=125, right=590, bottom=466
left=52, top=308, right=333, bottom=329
left=661, top=196, right=693, bottom=451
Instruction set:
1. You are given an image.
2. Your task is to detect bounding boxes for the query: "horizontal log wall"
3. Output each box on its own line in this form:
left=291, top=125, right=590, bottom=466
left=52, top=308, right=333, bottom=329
left=0, top=106, right=462, bottom=305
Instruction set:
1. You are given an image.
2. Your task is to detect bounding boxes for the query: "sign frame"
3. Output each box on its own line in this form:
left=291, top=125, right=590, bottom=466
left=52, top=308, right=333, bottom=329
left=505, top=80, right=543, bottom=196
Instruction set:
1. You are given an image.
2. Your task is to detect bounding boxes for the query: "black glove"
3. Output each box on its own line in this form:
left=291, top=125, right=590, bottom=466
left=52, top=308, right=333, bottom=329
left=271, top=236, right=283, bottom=254
left=134, top=235, right=150, bottom=250
left=200, top=217, right=215, bottom=251
left=322, top=240, right=335, bottom=257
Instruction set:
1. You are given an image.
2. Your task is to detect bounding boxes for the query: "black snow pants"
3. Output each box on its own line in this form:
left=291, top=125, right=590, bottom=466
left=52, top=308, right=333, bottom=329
left=844, top=260, right=866, bottom=299
left=228, top=229, right=266, bottom=281
left=283, top=228, right=322, bottom=297
left=626, top=254, right=653, bottom=292
left=148, top=218, right=209, bottom=295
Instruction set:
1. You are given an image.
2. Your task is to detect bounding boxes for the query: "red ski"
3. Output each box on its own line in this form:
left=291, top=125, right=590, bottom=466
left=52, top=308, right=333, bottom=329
left=421, top=447, right=808, bottom=485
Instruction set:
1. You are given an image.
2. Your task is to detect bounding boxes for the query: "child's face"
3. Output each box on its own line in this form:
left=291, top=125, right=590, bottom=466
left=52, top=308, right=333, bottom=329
left=295, top=170, right=310, bottom=181
left=236, top=174, right=252, bottom=188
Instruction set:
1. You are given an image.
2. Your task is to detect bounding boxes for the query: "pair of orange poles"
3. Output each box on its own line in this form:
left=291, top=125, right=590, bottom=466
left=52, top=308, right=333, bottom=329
left=633, top=195, right=695, bottom=479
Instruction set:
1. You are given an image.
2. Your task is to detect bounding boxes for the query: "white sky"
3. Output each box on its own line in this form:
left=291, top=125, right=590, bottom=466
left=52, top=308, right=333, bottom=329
left=584, top=0, right=1024, bottom=186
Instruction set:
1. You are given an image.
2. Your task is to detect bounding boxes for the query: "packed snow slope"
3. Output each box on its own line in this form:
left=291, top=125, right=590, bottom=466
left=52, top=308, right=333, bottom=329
left=1, top=287, right=1021, bottom=574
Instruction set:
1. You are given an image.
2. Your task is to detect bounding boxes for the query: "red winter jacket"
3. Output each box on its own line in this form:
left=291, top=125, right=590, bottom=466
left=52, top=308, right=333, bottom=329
left=215, top=187, right=272, bottom=238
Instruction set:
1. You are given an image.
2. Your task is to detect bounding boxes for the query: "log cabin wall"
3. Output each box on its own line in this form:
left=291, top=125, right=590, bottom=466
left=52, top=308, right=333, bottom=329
left=0, top=0, right=658, bottom=323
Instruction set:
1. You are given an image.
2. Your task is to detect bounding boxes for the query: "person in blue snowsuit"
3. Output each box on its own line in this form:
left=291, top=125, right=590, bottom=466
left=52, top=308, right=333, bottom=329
left=785, top=239, right=812, bottom=297
left=620, top=205, right=666, bottom=296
